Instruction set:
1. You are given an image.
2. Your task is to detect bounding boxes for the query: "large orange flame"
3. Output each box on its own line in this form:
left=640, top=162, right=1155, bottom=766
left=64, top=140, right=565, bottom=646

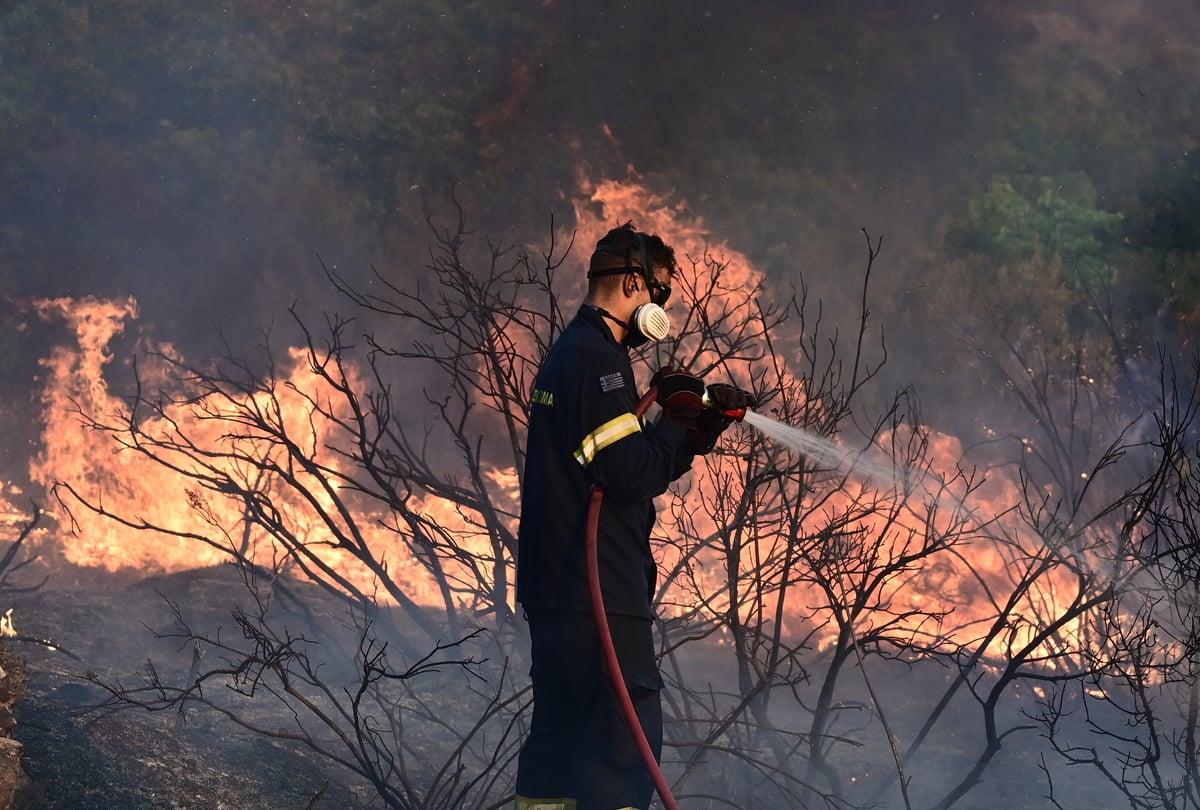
left=572, top=174, right=1085, bottom=656
left=22, top=178, right=1094, bottom=662
left=28, top=296, right=454, bottom=604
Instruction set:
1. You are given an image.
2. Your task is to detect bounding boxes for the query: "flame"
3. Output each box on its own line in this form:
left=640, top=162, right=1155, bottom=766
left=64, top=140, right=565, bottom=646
left=0, top=483, right=30, bottom=535
left=27, top=297, right=456, bottom=605
left=573, top=176, right=762, bottom=291
left=571, top=173, right=1096, bottom=658
left=0, top=608, right=16, bottom=638
left=18, top=176, right=1111, bottom=668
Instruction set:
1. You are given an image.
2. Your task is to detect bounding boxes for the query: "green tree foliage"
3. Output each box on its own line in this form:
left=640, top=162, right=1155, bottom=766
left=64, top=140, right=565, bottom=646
left=949, top=178, right=1123, bottom=285
left=944, top=177, right=1126, bottom=345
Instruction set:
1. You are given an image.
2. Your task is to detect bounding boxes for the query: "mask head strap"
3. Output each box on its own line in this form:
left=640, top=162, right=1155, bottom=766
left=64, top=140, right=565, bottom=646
left=586, top=233, right=672, bottom=306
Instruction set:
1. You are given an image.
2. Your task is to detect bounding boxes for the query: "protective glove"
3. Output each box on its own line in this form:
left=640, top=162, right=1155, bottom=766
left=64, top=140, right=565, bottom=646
left=685, top=384, right=758, bottom=455
left=652, top=367, right=705, bottom=426
left=704, top=383, right=758, bottom=418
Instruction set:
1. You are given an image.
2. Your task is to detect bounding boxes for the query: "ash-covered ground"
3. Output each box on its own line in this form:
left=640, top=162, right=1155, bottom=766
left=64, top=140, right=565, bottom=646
left=0, top=563, right=1133, bottom=808
left=9, top=567, right=380, bottom=809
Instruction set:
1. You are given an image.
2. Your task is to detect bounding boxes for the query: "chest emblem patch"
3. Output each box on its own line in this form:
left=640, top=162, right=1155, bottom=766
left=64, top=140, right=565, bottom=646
left=598, top=372, right=626, bottom=393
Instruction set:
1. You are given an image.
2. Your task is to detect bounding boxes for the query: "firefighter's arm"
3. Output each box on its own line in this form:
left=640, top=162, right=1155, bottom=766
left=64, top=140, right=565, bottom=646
left=572, top=356, right=689, bottom=504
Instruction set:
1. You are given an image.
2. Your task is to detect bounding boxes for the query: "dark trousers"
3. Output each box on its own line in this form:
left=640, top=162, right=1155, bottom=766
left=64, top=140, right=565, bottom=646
left=515, top=607, right=664, bottom=810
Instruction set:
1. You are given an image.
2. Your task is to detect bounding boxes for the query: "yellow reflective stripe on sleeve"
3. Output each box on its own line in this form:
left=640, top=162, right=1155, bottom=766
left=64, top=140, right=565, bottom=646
left=514, top=797, right=576, bottom=810
left=572, top=412, right=642, bottom=466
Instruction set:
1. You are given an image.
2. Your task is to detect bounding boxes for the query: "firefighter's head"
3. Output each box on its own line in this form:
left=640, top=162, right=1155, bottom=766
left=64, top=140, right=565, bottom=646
left=585, top=222, right=677, bottom=347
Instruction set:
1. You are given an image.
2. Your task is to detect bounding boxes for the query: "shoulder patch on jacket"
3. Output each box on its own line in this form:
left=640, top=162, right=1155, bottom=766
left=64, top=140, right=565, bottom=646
left=598, top=371, right=626, bottom=393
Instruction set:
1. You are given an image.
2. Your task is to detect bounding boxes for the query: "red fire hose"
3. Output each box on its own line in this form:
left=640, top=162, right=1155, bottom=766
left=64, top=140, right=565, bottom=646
left=585, top=387, right=681, bottom=810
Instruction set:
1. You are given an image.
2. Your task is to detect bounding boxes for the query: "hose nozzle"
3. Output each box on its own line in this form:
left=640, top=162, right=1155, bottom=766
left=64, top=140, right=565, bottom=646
left=702, top=388, right=749, bottom=422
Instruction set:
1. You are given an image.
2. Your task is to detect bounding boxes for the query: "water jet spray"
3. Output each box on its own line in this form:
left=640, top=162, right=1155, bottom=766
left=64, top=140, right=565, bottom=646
left=705, top=390, right=934, bottom=499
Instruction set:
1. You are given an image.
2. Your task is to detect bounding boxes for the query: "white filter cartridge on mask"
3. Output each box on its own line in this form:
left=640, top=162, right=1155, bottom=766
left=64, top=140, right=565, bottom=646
left=633, top=303, right=671, bottom=342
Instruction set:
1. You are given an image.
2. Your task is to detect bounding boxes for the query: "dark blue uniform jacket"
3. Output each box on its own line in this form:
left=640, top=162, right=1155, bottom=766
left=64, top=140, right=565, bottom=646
left=515, top=305, right=694, bottom=619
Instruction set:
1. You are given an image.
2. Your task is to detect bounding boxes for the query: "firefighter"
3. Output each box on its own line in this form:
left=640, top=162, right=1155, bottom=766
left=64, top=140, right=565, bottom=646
left=513, top=222, right=754, bottom=809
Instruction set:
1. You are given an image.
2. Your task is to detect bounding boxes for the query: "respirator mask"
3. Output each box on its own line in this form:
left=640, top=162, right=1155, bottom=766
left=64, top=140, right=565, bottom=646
left=586, top=233, right=673, bottom=348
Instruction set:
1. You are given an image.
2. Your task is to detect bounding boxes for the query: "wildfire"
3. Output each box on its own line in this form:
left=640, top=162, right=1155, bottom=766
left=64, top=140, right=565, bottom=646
left=0, top=609, right=16, bottom=639
left=27, top=296, right=450, bottom=604
left=17, top=175, right=1105, bottom=663
left=571, top=174, right=1093, bottom=654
